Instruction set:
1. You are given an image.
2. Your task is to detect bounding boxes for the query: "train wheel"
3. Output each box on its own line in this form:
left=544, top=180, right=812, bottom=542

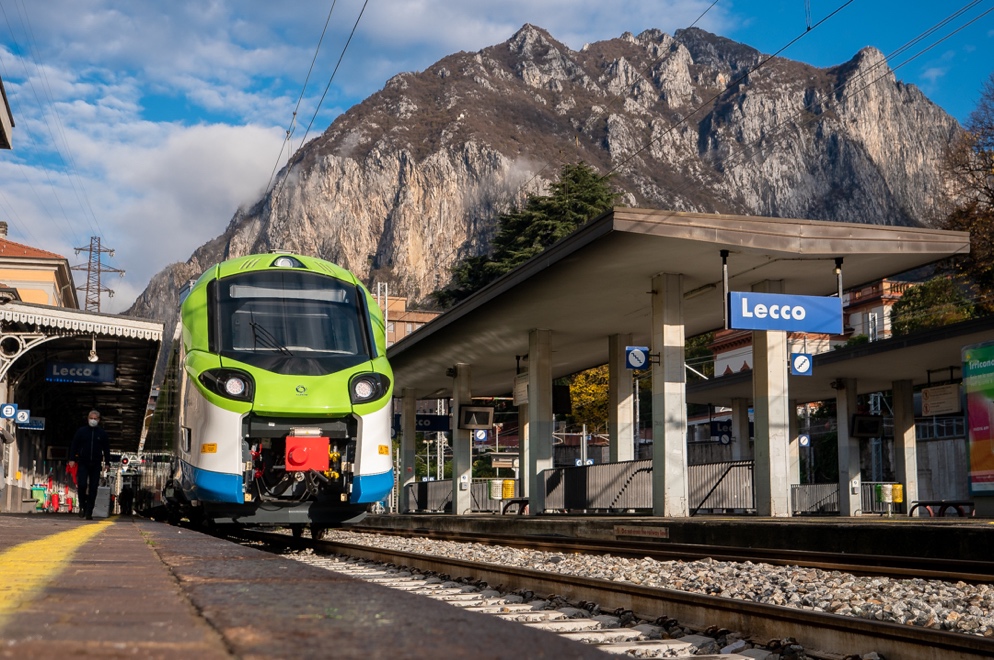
left=310, top=524, right=327, bottom=540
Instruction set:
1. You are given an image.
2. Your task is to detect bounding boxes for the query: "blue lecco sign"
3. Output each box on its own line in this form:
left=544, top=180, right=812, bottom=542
left=729, top=292, right=842, bottom=334
left=46, top=362, right=116, bottom=384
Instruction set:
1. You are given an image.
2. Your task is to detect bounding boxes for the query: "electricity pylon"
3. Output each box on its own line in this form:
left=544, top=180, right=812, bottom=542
left=73, top=236, right=124, bottom=313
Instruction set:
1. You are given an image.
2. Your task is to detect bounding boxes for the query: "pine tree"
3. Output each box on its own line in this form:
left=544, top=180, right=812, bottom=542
left=432, top=162, right=620, bottom=307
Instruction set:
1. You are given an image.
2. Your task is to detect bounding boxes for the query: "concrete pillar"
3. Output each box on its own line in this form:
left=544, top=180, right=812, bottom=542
left=451, top=364, right=473, bottom=515
left=517, top=401, right=529, bottom=499
left=528, top=329, right=553, bottom=514
left=650, top=273, right=688, bottom=517
left=730, top=398, right=751, bottom=461
left=836, top=378, right=861, bottom=516
left=400, top=388, right=417, bottom=513
left=789, top=398, right=801, bottom=485
left=609, top=333, right=635, bottom=462
left=892, top=379, right=919, bottom=508
left=752, top=328, right=792, bottom=517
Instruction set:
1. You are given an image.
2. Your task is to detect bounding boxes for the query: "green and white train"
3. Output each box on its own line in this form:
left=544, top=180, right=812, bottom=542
left=166, top=252, right=393, bottom=533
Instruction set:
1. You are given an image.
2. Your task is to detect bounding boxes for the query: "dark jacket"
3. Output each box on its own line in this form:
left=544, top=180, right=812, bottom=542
left=70, top=425, right=111, bottom=467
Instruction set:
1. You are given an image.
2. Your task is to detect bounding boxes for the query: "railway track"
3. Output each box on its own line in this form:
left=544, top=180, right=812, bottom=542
left=224, top=528, right=994, bottom=659
left=350, top=526, right=994, bottom=584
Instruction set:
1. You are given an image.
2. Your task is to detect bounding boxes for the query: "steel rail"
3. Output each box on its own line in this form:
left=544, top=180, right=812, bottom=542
left=228, top=528, right=994, bottom=660
left=351, top=526, right=994, bottom=583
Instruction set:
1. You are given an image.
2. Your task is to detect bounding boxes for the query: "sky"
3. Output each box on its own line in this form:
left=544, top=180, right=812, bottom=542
left=0, top=0, right=992, bottom=314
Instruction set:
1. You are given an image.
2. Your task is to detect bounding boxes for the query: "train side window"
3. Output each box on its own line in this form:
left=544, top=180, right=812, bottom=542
left=206, top=280, right=219, bottom=353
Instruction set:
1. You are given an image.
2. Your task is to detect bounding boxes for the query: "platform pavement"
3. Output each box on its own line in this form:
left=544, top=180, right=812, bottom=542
left=0, top=513, right=606, bottom=659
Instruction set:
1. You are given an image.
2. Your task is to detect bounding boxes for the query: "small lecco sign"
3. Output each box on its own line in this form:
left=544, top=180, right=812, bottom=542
left=729, top=292, right=842, bottom=334
left=46, top=362, right=116, bottom=384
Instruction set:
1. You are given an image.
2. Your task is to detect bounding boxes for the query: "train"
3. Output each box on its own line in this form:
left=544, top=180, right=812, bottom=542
left=163, top=251, right=394, bottom=535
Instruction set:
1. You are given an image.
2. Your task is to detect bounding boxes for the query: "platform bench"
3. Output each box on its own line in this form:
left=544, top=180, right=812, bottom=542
left=908, top=500, right=975, bottom=517
left=501, top=498, right=529, bottom=515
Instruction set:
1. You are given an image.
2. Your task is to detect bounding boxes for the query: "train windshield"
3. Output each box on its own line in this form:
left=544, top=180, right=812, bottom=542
left=214, top=270, right=370, bottom=374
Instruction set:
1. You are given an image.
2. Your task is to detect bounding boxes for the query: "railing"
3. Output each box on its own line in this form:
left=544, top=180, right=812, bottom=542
left=542, top=460, right=654, bottom=512
left=402, top=460, right=756, bottom=514
left=861, top=481, right=906, bottom=515
left=689, top=460, right=754, bottom=514
left=791, top=483, right=839, bottom=514
left=402, top=478, right=518, bottom=513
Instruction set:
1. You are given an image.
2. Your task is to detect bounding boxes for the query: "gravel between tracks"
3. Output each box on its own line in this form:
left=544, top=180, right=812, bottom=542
left=321, top=529, right=994, bottom=638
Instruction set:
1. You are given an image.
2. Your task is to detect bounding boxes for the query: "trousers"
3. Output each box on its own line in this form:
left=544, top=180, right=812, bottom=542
left=77, top=463, right=102, bottom=516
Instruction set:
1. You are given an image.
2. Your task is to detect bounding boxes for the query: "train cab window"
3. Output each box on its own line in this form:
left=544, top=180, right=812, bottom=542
left=213, top=270, right=371, bottom=374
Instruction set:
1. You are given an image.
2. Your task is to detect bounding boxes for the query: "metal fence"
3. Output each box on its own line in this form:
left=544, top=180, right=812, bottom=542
left=791, top=483, right=839, bottom=514
left=403, top=478, right=518, bottom=513
left=403, top=460, right=755, bottom=514
left=688, top=460, right=754, bottom=514
left=542, top=460, right=654, bottom=512
left=790, top=482, right=907, bottom=515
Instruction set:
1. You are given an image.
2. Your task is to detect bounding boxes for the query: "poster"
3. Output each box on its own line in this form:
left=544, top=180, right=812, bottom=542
left=963, top=342, right=994, bottom=495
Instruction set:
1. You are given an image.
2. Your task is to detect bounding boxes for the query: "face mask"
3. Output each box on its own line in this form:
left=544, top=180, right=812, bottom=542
left=88, top=418, right=99, bottom=427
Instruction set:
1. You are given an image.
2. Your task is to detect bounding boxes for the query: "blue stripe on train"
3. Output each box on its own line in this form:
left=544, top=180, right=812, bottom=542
left=352, top=470, right=393, bottom=503
left=180, top=460, right=243, bottom=503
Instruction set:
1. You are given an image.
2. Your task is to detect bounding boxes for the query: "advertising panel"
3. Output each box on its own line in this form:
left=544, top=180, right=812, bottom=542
left=963, top=341, right=994, bottom=496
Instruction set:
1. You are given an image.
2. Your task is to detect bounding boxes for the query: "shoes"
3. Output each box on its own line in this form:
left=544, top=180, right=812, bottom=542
left=85, top=514, right=93, bottom=520
left=78, top=511, right=85, bottom=518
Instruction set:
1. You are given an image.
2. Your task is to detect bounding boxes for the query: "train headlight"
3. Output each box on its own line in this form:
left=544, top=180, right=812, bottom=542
left=200, top=369, right=255, bottom=401
left=271, top=255, right=304, bottom=268
left=349, top=372, right=390, bottom=404
left=224, top=376, right=247, bottom=397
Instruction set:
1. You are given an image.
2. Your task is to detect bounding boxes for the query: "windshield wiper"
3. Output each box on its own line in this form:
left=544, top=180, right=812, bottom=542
left=249, top=321, right=293, bottom=356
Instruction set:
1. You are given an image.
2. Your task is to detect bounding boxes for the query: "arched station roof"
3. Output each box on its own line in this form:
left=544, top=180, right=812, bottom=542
left=0, top=301, right=163, bottom=453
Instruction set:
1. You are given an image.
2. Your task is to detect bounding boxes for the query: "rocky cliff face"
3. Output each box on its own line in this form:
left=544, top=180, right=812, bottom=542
left=127, top=25, right=960, bottom=327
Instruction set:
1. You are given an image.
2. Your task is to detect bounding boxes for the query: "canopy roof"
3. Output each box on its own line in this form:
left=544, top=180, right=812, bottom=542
left=1, top=301, right=163, bottom=452
left=389, top=208, right=970, bottom=399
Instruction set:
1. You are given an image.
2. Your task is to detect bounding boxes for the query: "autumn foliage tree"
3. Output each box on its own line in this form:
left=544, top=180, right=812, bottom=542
left=942, top=72, right=994, bottom=312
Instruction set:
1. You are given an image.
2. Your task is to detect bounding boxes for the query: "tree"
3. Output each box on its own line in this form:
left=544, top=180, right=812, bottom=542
left=432, top=162, right=621, bottom=307
left=890, top=277, right=974, bottom=336
left=942, top=73, right=994, bottom=312
left=568, top=365, right=610, bottom=431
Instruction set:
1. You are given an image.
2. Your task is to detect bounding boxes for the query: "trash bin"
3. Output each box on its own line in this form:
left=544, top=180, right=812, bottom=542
left=489, top=479, right=503, bottom=500
left=31, top=485, right=47, bottom=512
left=502, top=479, right=515, bottom=499
left=892, top=483, right=904, bottom=504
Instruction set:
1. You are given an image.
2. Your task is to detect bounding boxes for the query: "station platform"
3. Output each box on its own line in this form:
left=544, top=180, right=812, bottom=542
left=355, top=512, right=994, bottom=563
left=0, top=513, right=605, bottom=659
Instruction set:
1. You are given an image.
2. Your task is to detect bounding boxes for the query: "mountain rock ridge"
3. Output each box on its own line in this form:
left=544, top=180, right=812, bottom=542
left=128, top=24, right=960, bottom=332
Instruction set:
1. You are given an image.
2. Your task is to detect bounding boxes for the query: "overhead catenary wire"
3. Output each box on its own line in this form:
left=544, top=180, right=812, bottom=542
left=271, top=0, right=371, bottom=205
left=633, top=0, right=993, bottom=221
left=0, top=0, right=102, bottom=245
left=265, top=0, right=341, bottom=194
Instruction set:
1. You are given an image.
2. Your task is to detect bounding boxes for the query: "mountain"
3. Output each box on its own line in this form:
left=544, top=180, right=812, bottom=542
left=127, top=25, right=961, bottom=330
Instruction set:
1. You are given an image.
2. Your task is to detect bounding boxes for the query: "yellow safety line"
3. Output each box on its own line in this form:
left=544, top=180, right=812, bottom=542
left=0, top=518, right=115, bottom=630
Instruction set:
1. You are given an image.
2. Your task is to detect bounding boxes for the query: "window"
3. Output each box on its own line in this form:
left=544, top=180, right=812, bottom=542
left=212, top=270, right=370, bottom=374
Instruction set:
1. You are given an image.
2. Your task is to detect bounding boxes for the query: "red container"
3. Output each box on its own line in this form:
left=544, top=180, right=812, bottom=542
left=285, top=436, right=330, bottom=472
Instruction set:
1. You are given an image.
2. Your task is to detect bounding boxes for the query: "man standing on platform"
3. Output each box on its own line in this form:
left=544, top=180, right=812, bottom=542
left=68, top=410, right=110, bottom=520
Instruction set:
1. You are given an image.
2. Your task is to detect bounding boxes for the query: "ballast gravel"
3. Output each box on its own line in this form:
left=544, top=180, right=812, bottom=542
left=319, top=529, right=994, bottom=638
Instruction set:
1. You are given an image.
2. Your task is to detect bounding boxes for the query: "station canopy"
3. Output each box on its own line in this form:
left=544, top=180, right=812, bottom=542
left=0, top=301, right=163, bottom=454
left=388, top=208, right=971, bottom=399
